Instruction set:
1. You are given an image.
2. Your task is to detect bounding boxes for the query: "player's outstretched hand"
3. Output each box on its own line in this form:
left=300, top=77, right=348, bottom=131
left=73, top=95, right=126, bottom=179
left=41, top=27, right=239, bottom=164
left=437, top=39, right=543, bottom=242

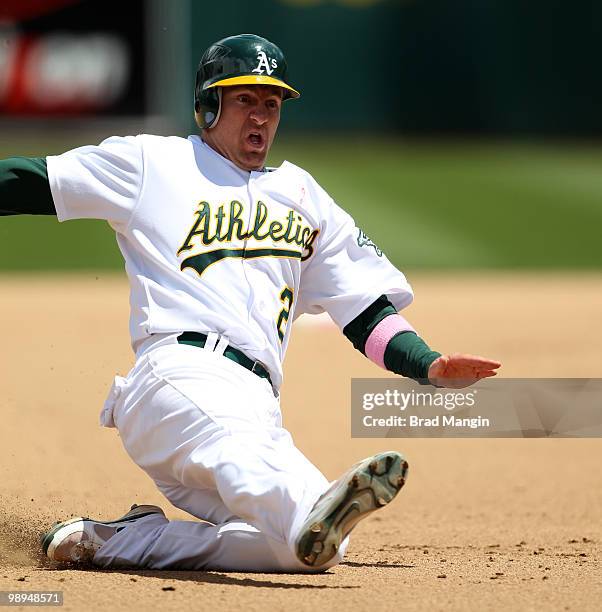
left=427, top=353, right=501, bottom=389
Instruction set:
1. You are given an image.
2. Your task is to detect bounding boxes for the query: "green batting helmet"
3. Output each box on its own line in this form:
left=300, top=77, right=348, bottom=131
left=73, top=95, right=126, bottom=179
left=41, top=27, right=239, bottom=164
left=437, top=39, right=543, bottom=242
left=194, top=34, right=300, bottom=129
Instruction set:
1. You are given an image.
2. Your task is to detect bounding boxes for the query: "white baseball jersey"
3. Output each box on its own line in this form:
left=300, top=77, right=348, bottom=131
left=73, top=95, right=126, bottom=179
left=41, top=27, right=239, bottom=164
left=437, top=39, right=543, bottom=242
left=47, top=135, right=413, bottom=389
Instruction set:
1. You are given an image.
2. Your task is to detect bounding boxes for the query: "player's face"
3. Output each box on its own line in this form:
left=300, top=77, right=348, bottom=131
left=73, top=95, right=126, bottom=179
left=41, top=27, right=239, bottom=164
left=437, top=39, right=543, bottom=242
left=202, top=85, right=282, bottom=171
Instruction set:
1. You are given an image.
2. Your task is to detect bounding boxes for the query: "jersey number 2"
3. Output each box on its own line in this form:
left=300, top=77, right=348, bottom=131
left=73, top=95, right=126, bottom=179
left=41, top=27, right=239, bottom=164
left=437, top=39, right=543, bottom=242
left=277, top=287, right=294, bottom=342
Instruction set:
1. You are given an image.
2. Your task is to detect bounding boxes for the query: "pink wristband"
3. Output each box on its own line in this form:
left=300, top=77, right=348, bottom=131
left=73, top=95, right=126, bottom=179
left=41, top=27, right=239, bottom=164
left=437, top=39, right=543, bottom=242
left=365, top=314, right=416, bottom=369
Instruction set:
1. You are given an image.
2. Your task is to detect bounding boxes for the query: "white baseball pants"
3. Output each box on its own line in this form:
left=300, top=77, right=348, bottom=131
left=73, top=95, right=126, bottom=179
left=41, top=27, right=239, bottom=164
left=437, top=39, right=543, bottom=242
left=94, top=339, right=348, bottom=571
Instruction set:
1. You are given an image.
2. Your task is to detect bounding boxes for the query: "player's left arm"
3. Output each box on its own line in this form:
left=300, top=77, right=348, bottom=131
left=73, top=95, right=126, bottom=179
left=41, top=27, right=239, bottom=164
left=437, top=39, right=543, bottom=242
left=296, top=176, right=500, bottom=388
left=0, top=157, right=56, bottom=216
left=343, top=295, right=501, bottom=389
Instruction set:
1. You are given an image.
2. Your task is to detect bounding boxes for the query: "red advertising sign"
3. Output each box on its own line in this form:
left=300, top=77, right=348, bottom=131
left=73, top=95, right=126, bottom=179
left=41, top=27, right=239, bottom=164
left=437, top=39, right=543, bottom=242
left=0, top=0, right=145, bottom=116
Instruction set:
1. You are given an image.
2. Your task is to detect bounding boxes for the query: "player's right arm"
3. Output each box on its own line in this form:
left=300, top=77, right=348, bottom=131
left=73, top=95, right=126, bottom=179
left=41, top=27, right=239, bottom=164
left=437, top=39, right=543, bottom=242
left=1, top=136, right=143, bottom=226
left=0, top=157, right=55, bottom=215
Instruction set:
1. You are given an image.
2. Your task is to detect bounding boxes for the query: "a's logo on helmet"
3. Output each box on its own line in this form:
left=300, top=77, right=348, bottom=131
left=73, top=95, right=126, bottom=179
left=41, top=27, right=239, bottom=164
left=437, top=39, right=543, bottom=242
left=252, top=50, right=278, bottom=76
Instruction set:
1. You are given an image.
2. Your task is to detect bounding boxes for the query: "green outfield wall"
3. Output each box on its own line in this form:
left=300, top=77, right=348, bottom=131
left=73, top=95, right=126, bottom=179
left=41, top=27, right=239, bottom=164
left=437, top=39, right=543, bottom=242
left=185, top=0, right=602, bottom=136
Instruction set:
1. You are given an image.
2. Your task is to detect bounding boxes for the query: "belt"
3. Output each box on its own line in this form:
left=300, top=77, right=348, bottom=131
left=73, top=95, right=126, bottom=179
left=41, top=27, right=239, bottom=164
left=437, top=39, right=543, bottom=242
left=177, top=331, right=272, bottom=386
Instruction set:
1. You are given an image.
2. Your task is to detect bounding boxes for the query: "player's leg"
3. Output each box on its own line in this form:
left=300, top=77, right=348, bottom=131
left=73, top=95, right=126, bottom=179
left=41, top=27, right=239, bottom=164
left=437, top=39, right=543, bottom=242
left=107, top=344, right=334, bottom=562
left=137, top=352, right=408, bottom=569
left=43, top=500, right=343, bottom=572
left=42, top=467, right=344, bottom=571
left=47, top=351, right=345, bottom=571
left=81, top=342, right=406, bottom=571
left=90, top=493, right=341, bottom=572
left=155, top=481, right=239, bottom=524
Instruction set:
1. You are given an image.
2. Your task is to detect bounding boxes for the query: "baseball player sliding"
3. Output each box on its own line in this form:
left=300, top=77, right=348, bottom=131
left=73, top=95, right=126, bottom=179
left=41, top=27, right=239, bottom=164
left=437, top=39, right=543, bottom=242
left=0, top=34, right=500, bottom=572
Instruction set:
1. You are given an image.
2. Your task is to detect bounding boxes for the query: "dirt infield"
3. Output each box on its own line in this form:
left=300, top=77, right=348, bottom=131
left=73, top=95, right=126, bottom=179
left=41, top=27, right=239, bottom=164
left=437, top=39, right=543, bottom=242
left=1, top=273, right=601, bottom=611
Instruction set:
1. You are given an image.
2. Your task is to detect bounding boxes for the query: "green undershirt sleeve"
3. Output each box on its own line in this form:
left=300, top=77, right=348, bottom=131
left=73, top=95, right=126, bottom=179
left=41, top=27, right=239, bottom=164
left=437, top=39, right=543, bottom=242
left=343, top=295, right=441, bottom=383
left=342, top=295, right=397, bottom=353
left=0, top=157, right=56, bottom=216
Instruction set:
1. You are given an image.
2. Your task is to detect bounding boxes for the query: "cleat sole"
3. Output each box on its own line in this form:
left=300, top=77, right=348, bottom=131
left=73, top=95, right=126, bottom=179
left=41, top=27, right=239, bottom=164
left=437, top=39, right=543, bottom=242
left=296, top=451, right=409, bottom=567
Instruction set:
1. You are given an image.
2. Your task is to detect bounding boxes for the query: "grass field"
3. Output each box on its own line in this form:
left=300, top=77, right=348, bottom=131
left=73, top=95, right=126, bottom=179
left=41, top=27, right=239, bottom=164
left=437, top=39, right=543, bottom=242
left=1, top=135, right=601, bottom=270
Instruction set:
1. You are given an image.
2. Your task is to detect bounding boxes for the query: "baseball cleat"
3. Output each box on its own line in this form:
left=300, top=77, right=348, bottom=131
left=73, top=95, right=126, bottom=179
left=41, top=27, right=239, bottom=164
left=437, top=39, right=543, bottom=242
left=296, top=451, right=408, bottom=567
left=41, top=504, right=165, bottom=564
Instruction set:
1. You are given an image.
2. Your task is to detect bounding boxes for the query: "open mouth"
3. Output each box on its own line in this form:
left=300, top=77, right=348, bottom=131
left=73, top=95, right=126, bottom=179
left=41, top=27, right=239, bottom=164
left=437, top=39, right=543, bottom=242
left=247, top=132, right=264, bottom=148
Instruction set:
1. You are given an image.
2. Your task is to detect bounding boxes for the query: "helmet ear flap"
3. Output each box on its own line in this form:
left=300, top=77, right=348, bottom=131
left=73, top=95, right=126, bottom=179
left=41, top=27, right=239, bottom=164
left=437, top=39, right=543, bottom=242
left=194, top=69, right=203, bottom=115
left=194, top=86, right=221, bottom=130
